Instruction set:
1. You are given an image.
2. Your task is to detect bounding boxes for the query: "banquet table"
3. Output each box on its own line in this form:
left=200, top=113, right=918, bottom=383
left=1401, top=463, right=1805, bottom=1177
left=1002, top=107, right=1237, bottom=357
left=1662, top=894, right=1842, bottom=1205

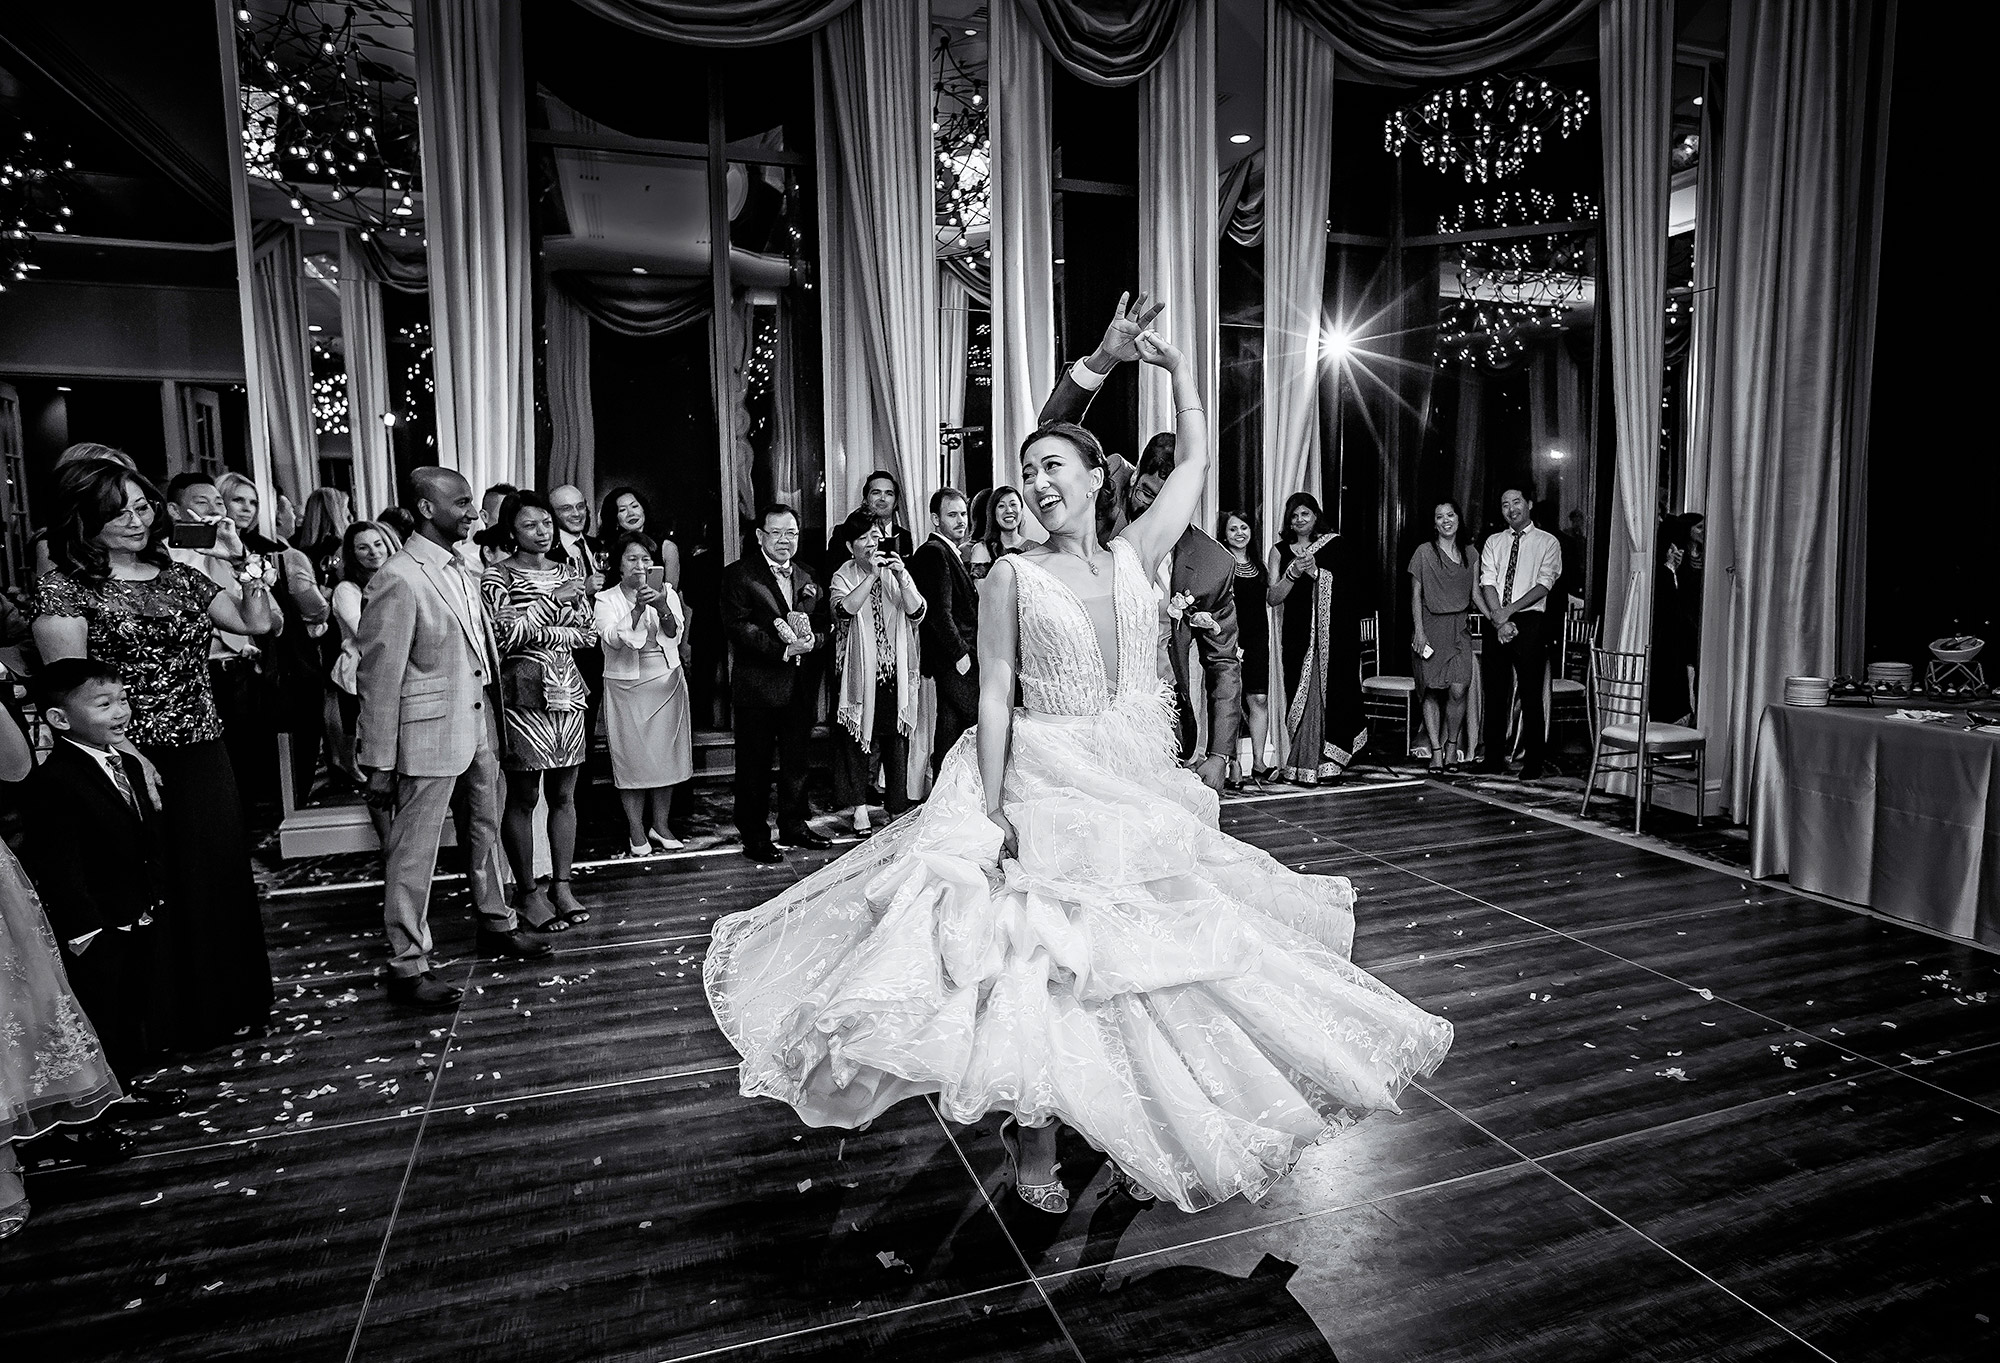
left=1751, top=702, right=2000, bottom=945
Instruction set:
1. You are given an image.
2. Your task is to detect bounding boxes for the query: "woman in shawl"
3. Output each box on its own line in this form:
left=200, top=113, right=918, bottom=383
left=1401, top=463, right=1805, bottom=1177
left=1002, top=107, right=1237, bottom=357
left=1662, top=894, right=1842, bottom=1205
left=827, top=510, right=928, bottom=835
left=1266, top=492, right=1367, bottom=784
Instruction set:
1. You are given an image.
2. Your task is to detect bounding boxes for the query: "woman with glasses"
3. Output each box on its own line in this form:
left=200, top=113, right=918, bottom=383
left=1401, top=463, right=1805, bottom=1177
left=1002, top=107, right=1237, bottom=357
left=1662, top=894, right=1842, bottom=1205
left=31, top=456, right=278, bottom=1051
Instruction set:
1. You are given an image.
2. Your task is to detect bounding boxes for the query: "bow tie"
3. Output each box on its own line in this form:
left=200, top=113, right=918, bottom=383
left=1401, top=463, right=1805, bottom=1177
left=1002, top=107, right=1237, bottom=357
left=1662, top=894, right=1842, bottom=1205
left=772, top=563, right=793, bottom=579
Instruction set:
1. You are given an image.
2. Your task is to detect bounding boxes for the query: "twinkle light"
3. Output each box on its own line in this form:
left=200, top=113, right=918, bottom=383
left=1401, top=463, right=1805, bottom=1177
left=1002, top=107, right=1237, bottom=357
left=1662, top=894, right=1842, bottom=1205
left=932, top=25, right=989, bottom=257
left=1385, top=75, right=1591, bottom=184
left=236, top=4, right=423, bottom=236
left=0, top=114, right=81, bottom=288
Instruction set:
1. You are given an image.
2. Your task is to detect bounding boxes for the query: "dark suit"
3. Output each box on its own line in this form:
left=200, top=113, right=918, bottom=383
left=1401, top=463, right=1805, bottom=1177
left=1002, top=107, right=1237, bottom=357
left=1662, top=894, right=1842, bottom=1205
left=722, top=554, right=831, bottom=848
left=1039, top=365, right=1243, bottom=763
left=908, top=532, right=980, bottom=774
left=554, top=530, right=606, bottom=756
left=21, top=741, right=171, bottom=1080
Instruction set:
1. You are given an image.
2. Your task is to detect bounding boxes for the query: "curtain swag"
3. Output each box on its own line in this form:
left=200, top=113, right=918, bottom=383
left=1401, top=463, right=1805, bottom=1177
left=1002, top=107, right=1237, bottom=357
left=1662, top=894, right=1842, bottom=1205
left=570, top=0, right=857, bottom=46
left=1015, top=0, right=1191, bottom=87
left=553, top=271, right=711, bottom=338
left=1280, top=0, right=1597, bottom=79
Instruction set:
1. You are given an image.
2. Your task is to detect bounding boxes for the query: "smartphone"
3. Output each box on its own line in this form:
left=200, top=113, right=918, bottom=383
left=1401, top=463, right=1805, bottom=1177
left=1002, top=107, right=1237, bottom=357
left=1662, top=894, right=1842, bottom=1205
left=645, top=565, right=666, bottom=594
left=169, top=521, right=218, bottom=550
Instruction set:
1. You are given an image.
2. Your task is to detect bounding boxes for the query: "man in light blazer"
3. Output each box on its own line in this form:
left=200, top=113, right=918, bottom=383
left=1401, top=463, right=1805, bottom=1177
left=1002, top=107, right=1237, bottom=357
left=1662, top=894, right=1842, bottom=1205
left=357, top=467, right=552, bottom=1010
left=1038, top=293, right=1242, bottom=791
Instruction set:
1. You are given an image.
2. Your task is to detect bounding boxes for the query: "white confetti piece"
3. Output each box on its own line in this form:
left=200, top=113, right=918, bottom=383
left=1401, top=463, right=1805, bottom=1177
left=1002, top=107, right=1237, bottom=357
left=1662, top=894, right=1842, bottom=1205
left=876, top=1250, right=908, bottom=1270
left=639, top=1220, right=652, bottom=1228
left=797, top=1179, right=813, bottom=1192
left=140, top=1192, right=164, bottom=1206
left=1656, top=1067, right=1691, bottom=1082
left=1693, top=988, right=1714, bottom=1001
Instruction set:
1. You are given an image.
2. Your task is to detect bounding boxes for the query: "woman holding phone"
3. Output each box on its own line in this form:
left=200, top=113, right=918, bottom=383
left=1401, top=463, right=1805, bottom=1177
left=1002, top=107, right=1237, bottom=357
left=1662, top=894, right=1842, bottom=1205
left=826, top=510, right=926, bottom=835
left=593, top=530, right=692, bottom=856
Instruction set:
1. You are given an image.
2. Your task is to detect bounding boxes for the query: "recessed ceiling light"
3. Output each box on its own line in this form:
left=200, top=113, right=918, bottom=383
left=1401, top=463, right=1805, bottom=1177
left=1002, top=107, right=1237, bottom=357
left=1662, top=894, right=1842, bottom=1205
left=57, top=385, right=72, bottom=392
left=1692, top=96, right=1703, bottom=105
left=308, top=324, right=323, bottom=332
left=1229, top=133, right=1252, bottom=144
left=632, top=266, right=647, bottom=274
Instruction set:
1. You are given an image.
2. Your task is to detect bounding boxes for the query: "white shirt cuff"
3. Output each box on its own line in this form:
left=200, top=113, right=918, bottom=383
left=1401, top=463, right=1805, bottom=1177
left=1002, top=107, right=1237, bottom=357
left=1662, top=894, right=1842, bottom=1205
left=1069, top=358, right=1109, bottom=393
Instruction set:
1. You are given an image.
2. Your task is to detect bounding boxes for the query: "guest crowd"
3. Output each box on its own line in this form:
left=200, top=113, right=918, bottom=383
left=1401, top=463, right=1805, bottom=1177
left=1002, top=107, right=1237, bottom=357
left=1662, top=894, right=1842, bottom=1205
left=0, top=298, right=1613, bottom=1240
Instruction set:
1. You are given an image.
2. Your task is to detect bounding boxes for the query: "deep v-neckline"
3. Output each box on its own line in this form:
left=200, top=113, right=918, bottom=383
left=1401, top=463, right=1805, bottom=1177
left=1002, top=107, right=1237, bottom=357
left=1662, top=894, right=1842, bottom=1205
left=1021, top=542, right=1123, bottom=699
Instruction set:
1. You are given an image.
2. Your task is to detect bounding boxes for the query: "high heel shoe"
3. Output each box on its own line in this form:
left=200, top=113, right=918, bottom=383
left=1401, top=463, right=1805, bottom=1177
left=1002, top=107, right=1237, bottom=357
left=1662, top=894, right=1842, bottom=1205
left=998, top=1116, right=1068, bottom=1214
left=1106, top=1164, right=1156, bottom=1203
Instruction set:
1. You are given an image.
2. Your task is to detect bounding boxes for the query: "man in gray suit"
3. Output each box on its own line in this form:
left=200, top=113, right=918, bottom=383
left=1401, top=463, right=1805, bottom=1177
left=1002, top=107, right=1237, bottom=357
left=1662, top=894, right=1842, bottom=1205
left=357, top=467, right=552, bottom=1010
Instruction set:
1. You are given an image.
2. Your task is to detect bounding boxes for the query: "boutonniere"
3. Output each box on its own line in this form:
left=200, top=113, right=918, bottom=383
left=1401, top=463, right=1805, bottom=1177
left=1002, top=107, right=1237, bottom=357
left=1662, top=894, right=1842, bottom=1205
left=795, top=578, right=819, bottom=604
left=1166, top=590, right=1196, bottom=621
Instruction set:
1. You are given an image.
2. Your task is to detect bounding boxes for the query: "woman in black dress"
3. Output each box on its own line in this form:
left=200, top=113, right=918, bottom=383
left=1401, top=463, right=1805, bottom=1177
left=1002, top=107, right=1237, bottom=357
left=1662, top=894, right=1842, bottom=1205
left=1265, top=492, right=1366, bottom=784
left=32, top=458, right=277, bottom=1050
left=1218, top=509, right=1272, bottom=784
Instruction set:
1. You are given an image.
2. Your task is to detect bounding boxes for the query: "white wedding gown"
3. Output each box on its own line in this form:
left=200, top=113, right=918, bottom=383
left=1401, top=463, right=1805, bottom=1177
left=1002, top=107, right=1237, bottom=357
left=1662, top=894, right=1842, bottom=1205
left=704, top=537, right=1453, bottom=1212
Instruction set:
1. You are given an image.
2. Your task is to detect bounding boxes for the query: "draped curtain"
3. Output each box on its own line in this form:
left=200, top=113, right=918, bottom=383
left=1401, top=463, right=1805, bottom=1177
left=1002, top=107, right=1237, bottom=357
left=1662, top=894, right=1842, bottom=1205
left=1599, top=0, right=1674, bottom=656
left=554, top=272, right=710, bottom=337
left=1280, top=0, right=1598, bottom=79
left=413, top=0, right=534, bottom=496
left=570, top=0, right=855, bottom=45
left=1219, top=148, right=1264, bottom=247
left=814, top=0, right=939, bottom=533
left=337, top=231, right=394, bottom=520
left=1697, top=0, right=1894, bottom=818
left=939, top=267, right=971, bottom=438
left=1138, top=0, right=1219, bottom=529
left=989, top=0, right=1057, bottom=494
left=1260, top=0, right=1335, bottom=549
left=545, top=277, right=596, bottom=516
left=1016, top=0, right=1189, bottom=86
left=251, top=222, right=319, bottom=502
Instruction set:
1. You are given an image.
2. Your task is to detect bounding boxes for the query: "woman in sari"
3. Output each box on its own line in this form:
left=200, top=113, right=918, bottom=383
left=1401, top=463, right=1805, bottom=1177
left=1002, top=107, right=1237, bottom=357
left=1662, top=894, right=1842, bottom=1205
left=1266, top=492, right=1366, bottom=784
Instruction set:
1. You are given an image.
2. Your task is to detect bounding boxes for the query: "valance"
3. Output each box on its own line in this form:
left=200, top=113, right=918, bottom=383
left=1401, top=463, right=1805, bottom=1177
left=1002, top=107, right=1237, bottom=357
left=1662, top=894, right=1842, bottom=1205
left=553, top=271, right=710, bottom=337
left=1281, top=0, right=1597, bottom=80
left=569, top=0, right=856, bottom=46
left=1014, top=0, right=1190, bottom=88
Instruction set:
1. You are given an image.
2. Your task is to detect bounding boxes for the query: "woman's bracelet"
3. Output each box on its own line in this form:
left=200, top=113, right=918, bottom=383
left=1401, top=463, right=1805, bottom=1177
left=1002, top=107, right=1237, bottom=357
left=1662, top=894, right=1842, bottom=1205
left=1176, top=405, right=1205, bottom=417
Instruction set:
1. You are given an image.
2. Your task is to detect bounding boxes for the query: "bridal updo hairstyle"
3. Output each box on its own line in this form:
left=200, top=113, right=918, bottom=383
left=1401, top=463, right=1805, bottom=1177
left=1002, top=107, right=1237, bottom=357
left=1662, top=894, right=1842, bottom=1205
left=1020, top=420, right=1117, bottom=547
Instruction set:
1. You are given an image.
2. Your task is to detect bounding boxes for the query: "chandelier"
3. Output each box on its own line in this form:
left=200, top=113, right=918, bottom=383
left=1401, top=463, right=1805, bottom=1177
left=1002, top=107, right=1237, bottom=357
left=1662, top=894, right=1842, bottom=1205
left=932, top=29, right=989, bottom=258
left=0, top=116, right=79, bottom=290
left=235, top=2, right=423, bottom=238
left=1385, top=75, right=1591, bottom=184
left=1436, top=190, right=1597, bottom=366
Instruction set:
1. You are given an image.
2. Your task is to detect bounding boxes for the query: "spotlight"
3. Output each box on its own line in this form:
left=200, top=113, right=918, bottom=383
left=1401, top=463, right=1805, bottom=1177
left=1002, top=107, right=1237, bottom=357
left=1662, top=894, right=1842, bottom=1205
left=1320, top=327, right=1352, bottom=361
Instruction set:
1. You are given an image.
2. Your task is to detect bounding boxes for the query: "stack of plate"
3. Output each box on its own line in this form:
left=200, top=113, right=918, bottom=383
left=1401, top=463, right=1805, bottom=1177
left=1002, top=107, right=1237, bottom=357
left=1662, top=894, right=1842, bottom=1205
left=1866, top=661, right=1914, bottom=689
left=1784, top=676, right=1832, bottom=706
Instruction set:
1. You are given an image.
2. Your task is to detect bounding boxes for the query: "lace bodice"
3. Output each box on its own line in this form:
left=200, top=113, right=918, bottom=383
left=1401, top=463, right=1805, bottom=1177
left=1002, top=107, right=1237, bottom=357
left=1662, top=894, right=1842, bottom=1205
left=1011, top=538, right=1159, bottom=717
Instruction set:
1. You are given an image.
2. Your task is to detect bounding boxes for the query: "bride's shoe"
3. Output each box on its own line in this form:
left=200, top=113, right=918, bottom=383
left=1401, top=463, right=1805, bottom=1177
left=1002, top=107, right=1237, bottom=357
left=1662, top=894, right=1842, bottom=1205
left=998, top=1116, right=1068, bottom=1214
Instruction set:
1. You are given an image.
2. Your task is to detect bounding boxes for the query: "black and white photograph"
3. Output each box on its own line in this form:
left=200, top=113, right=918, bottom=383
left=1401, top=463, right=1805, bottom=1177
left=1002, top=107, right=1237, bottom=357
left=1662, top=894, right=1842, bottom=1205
left=0, top=1, right=1991, bottom=1360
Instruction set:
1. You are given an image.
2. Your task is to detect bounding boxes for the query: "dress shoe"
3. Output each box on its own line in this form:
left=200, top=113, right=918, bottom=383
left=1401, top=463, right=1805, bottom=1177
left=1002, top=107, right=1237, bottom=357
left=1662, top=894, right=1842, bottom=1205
left=386, top=971, right=464, bottom=1009
left=779, top=826, right=833, bottom=850
left=741, top=842, right=786, bottom=865
left=120, top=1082, right=188, bottom=1115
left=34, top=1121, right=136, bottom=1165
left=477, top=927, right=556, bottom=960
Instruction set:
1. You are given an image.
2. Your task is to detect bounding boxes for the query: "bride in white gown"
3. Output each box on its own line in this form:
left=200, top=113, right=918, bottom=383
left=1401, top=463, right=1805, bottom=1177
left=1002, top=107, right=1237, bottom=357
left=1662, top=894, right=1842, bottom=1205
left=704, top=328, right=1452, bottom=1215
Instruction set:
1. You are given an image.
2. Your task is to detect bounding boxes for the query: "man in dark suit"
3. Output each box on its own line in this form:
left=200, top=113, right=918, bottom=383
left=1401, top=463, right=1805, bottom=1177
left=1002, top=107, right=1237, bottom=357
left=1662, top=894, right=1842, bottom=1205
left=722, top=504, right=833, bottom=864
left=861, top=470, right=917, bottom=558
left=908, top=486, right=979, bottom=775
left=1038, top=293, right=1242, bottom=791
left=21, top=659, right=182, bottom=1117
left=549, top=483, right=605, bottom=756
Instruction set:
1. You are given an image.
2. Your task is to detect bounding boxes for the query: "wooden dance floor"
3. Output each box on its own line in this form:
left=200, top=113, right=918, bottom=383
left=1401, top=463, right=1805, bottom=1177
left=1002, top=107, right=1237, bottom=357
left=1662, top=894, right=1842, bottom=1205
left=4, top=783, right=1995, bottom=1362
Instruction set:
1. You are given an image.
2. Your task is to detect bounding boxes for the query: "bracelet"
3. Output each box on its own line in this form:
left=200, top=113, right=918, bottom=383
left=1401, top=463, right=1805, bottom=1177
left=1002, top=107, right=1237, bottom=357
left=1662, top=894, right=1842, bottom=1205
left=1176, top=405, right=1204, bottom=417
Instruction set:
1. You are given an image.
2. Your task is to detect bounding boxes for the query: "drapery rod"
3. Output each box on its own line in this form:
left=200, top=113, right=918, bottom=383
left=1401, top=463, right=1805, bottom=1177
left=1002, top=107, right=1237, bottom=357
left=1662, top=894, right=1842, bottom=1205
left=1054, top=176, right=1137, bottom=199
left=527, top=127, right=807, bottom=169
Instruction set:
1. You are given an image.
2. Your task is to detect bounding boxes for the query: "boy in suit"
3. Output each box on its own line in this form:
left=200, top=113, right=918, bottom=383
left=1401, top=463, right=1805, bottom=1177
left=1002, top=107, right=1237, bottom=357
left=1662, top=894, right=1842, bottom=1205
left=21, top=658, right=183, bottom=1115
left=721, top=503, right=832, bottom=863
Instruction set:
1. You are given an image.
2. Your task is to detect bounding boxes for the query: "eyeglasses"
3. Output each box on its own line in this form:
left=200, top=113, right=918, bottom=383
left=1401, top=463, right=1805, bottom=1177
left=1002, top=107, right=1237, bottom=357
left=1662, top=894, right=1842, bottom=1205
left=760, top=529, right=799, bottom=540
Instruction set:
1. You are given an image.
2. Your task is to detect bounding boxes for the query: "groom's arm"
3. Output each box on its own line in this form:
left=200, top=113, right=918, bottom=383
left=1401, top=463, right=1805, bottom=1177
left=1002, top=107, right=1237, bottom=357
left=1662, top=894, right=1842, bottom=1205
left=1038, top=353, right=1112, bottom=427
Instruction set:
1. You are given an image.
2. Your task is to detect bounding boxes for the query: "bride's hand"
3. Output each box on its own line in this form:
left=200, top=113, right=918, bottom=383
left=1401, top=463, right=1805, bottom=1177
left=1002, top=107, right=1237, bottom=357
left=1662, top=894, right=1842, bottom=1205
left=1133, top=329, right=1184, bottom=372
left=986, top=807, right=1018, bottom=860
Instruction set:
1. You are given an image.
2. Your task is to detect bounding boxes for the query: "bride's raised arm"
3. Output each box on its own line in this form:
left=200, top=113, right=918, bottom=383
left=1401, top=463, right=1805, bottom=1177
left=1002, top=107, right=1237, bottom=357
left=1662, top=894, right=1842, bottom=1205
left=1118, top=331, right=1208, bottom=581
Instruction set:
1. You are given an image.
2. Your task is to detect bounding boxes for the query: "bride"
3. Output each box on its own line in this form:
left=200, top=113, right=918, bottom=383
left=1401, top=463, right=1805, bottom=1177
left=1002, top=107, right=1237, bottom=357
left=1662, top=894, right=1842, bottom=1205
left=704, top=326, right=1452, bottom=1214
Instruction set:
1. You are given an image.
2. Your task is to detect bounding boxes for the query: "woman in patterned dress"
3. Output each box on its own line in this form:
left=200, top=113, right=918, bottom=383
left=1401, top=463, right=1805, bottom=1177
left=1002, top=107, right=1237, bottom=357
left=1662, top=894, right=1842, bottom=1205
left=31, top=457, right=277, bottom=1051
left=484, top=490, right=598, bottom=931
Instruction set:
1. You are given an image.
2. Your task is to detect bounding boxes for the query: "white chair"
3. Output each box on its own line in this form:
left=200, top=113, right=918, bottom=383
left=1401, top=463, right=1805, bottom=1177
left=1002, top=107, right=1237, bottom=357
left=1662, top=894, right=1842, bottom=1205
left=1359, top=612, right=1418, bottom=756
left=1579, top=644, right=1706, bottom=833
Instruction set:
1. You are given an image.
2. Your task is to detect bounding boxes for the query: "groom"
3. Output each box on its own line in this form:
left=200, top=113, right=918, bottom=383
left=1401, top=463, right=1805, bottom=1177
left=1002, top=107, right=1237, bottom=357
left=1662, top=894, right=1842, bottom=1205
left=1038, top=293, right=1242, bottom=792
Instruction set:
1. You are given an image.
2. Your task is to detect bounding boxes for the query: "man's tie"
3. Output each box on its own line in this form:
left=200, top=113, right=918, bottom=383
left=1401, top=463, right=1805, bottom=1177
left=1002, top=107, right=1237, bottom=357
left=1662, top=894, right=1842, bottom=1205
left=1501, top=529, right=1523, bottom=605
left=107, top=755, right=140, bottom=815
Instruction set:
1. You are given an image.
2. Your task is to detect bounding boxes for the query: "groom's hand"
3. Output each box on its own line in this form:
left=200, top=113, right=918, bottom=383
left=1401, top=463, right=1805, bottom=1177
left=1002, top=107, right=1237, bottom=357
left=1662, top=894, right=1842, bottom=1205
left=1088, top=290, right=1166, bottom=371
left=1191, top=753, right=1228, bottom=795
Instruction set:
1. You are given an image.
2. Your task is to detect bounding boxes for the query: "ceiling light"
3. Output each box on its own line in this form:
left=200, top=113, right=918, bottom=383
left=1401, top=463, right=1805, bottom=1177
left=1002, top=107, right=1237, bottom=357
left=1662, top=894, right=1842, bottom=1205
left=57, top=384, right=71, bottom=392
left=308, top=324, right=323, bottom=332
left=1229, top=133, right=1251, bottom=145
left=1692, top=96, right=1704, bottom=106
left=632, top=266, right=647, bottom=274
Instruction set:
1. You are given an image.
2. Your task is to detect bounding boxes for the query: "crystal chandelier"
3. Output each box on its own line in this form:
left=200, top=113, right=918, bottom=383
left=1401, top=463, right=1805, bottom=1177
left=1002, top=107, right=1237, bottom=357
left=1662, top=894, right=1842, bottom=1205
left=1437, top=192, right=1597, bottom=366
left=1385, top=76, right=1591, bottom=184
left=235, top=2, right=423, bottom=238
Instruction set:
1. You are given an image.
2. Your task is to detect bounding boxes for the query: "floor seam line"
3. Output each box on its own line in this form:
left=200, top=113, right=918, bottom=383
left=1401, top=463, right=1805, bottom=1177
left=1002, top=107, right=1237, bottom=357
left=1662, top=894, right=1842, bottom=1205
left=645, top=1281, right=1043, bottom=1363
left=1409, top=1082, right=1844, bottom=1362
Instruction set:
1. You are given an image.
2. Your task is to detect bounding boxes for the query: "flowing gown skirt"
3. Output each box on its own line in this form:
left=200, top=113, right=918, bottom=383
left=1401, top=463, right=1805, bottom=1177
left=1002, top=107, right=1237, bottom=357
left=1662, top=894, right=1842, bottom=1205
left=704, top=695, right=1453, bottom=1213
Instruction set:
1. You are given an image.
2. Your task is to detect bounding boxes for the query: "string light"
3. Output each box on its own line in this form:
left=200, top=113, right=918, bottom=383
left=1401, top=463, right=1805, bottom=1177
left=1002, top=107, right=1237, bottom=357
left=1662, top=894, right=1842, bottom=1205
left=932, top=27, right=989, bottom=256
left=0, top=114, right=80, bottom=289
left=1385, top=75, right=1591, bottom=184
left=235, top=5, right=423, bottom=235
